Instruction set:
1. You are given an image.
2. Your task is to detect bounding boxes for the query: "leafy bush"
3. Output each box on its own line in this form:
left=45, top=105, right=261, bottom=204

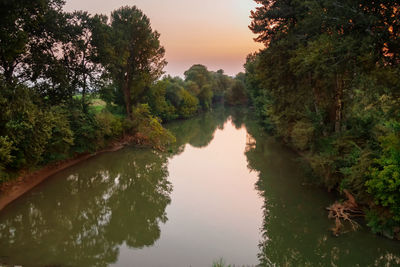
left=4, top=89, right=54, bottom=167
left=226, top=79, right=248, bottom=106
left=132, top=104, right=176, bottom=149
left=0, top=136, right=14, bottom=182
left=69, top=107, right=101, bottom=153
left=0, top=84, right=75, bottom=167
left=366, top=122, right=400, bottom=222
left=178, top=90, right=198, bottom=118
left=145, top=80, right=178, bottom=122
left=95, top=110, right=124, bottom=140
left=43, top=106, right=74, bottom=163
left=197, top=84, right=213, bottom=111
left=0, top=136, right=14, bottom=166
left=339, top=149, right=373, bottom=200
left=290, top=120, right=315, bottom=151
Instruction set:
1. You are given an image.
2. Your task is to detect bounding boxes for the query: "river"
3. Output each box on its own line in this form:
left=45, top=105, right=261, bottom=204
left=0, top=108, right=399, bottom=266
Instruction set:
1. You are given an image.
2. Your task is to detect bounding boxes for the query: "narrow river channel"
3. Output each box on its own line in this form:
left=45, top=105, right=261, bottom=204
left=1, top=108, right=399, bottom=266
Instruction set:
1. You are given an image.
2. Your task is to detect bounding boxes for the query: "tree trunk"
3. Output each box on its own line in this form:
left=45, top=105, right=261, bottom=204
left=334, top=74, right=343, bottom=133
left=310, top=73, right=328, bottom=136
left=82, top=72, right=87, bottom=113
left=4, top=65, right=14, bottom=86
left=123, top=79, right=132, bottom=120
left=81, top=54, right=88, bottom=113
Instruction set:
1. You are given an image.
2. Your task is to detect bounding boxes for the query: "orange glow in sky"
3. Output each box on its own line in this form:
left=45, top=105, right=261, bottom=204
left=64, top=0, right=263, bottom=77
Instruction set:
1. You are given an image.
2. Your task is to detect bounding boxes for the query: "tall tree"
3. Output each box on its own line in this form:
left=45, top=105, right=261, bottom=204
left=62, top=11, right=104, bottom=111
left=94, top=6, right=166, bottom=119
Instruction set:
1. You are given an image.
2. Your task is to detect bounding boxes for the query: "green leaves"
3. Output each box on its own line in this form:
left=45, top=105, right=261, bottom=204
left=96, top=6, right=166, bottom=117
left=247, top=0, right=400, bottom=233
left=366, top=123, right=400, bottom=222
left=226, top=79, right=248, bottom=106
left=184, top=65, right=215, bottom=111
left=132, top=104, right=176, bottom=149
left=0, top=136, right=15, bottom=169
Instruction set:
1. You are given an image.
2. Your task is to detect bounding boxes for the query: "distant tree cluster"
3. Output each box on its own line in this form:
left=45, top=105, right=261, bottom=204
left=245, top=0, right=400, bottom=237
left=143, top=65, right=247, bottom=122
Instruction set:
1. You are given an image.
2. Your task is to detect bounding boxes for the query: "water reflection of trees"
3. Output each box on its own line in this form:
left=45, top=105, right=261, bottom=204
left=244, top=119, right=400, bottom=267
left=0, top=149, right=172, bottom=266
left=167, top=107, right=230, bottom=153
left=0, top=108, right=232, bottom=267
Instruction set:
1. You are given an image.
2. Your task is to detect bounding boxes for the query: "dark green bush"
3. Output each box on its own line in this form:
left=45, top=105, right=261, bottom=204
left=69, top=107, right=101, bottom=154
left=0, top=136, right=14, bottom=182
left=43, top=106, right=74, bottom=163
left=226, top=79, right=248, bottom=106
left=366, top=121, right=400, bottom=223
left=178, top=90, right=198, bottom=118
left=290, top=120, right=315, bottom=151
left=95, top=110, right=124, bottom=140
left=132, top=104, right=176, bottom=148
left=4, top=87, right=54, bottom=167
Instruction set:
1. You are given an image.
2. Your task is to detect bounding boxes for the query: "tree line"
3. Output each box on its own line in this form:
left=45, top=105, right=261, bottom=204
left=244, top=0, right=400, bottom=238
left=0, top=0, right=248, bottom=181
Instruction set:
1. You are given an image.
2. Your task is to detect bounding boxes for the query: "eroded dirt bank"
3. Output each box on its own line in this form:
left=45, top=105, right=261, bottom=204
left=0, top=136, right=143, bottom=212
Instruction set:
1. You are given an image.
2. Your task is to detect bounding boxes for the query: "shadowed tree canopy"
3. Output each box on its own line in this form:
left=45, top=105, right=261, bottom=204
left=0, top=0, right=65, bottom=85
left=249, top=0, right=301, bottom=44
left=246, top=0, right=400, bottom=235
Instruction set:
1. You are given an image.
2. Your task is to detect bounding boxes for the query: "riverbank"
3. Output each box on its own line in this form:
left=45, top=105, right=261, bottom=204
left=0, top=135, right=144, bottom=212
left=1, top=110, right=400, bottom=266
left=0, top=104, right=215, bottom=212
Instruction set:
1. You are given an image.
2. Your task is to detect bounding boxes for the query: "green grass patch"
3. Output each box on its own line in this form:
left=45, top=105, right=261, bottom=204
left=89, top=98, right=107, bottom=114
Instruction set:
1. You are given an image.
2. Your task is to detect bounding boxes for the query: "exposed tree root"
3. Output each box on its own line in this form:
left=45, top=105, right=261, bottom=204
left=327, top=189, right=364, bottom=236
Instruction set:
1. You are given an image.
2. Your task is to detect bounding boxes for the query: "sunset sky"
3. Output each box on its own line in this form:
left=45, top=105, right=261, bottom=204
left=64, top=0, right=263, bottom=77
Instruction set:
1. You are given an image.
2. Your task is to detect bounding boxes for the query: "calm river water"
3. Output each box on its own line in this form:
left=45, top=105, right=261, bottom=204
left=0, top=108, right=399, bottom=266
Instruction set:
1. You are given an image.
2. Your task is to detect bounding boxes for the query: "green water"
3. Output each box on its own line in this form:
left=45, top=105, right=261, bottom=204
left=0, top=109, right=399, bottom=267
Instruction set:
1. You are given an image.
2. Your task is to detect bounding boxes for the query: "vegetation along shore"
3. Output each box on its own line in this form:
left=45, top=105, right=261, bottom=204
left=1, top=0, right=399, bottom=242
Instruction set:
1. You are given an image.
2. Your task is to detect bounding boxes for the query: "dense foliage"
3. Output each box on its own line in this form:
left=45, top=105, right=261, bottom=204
left=0, top=1, right=244, bottom=183
left=245, top=0, right=400, bottom=237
